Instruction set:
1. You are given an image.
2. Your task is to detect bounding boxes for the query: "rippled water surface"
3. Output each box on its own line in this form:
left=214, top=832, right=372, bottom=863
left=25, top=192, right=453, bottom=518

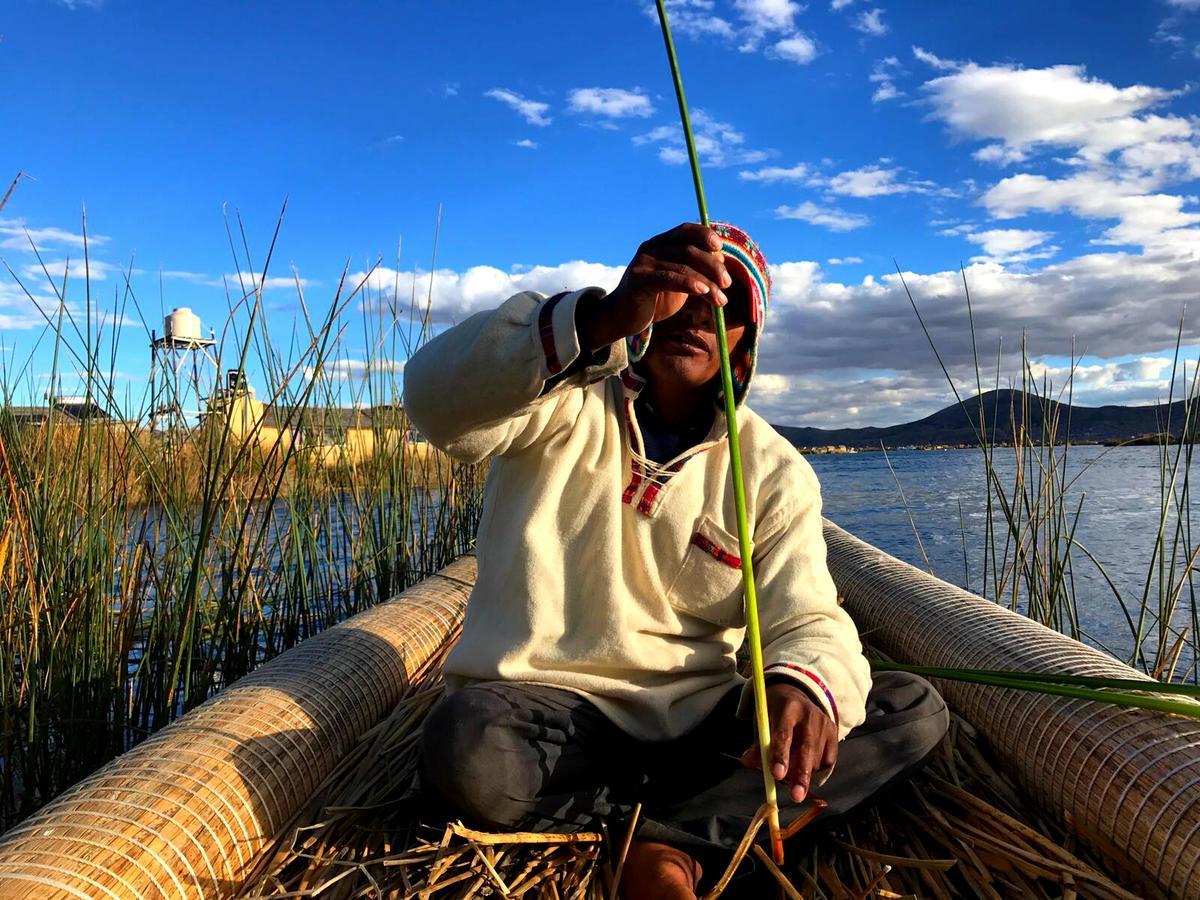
left=806, top=445, right=1195, bottom=670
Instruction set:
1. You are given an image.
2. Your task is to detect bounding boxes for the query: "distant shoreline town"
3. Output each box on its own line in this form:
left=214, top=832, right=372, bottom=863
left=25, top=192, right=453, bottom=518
left=774, top=388, right=1197, bottom=453
left=792, top=436, right=1179, bottom=455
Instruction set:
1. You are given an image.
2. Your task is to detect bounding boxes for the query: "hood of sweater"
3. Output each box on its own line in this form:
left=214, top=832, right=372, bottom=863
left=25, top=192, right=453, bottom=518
left=626, top=222, right=770, bottom=409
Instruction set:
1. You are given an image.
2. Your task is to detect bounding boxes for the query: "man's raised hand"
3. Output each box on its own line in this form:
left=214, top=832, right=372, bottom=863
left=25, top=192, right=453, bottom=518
left=740, top=682, right=839, bottom=804
left=578, top=223, right=732, bottom=353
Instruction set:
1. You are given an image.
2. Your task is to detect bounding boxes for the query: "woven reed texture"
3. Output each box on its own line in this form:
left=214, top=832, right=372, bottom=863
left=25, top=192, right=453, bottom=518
left=0, top=556, right=475, bottom=899
left=824, top=521, right=1199, bottom=899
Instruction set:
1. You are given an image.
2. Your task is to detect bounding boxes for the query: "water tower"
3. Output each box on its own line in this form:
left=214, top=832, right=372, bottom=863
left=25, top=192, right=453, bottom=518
left=149, top=307, right=217, bottom=429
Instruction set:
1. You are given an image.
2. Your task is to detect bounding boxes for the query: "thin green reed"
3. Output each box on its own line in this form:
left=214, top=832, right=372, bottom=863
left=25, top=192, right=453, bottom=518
left=653, top=0, right=784, bottom=862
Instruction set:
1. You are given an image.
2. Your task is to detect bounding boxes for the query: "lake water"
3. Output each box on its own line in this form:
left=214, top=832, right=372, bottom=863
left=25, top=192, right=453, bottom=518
left=807, top=445, right=1196, bottom=676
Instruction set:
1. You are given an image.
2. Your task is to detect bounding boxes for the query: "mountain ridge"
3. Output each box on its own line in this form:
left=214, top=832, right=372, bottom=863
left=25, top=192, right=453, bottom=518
left=771, top=389, right=1192, bottom=449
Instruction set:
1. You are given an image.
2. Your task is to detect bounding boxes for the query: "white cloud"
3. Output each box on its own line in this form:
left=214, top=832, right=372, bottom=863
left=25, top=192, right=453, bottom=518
left=19, top=258, right=124, bottom=282
left=830, top=0, right=855, bottom=9
left=0, top=219, right=109, bottom=251
left=734, top=0, right=802, bottom=31
left=159, top=270, right=213, bottom=284
left=0, top=279, right=63, bottom=330
left=162, top=268, right=315, bottom=291
left=760, top=253, right=1200, bottom=375
left=922, top=64, right=1183, bottom=164
left=484, top=88, right=551, bottom=127
left=1026, top=357, right=1175, bottom=399
left=982, top=172, right=1200, bottom=249
left=852, top=8, right=888, bottom=36
left=369, top=134, right=404, bottom=149
left=514, top=138, right=538, bottom=149
left=634, top=109, right=768, bottom=167
left=972, top=143, right=1029, bottom=165
left=739, top=163, right=811, bottom=183
left=443, top=82, right=460, bottom=97
left=356, top=260, right=626, bottom=323
left=826, top=164, right=926, bottom=197
left=776, top=201, right=870, bottom=231
left=912, top=45, right=961, bottom=71
left=920, top=61, right=1200, bottom=249
left=568, top=87, right=654, bottom=119
left=872, top=82, right=901, bottom=103
left=770, top=33, right=819, bottom=64
left=747, top=354, right=1190, bottom=428
left=870, top=57, right=904, bottom=103
left=649, top=1, right=818, bottom=67
left=964, top=228, right=1056, bottom=263
left=740, top=160, right=942, bottom=198
left=306, top=359, right=405, bottom=381
left=766, top=261, right=825, bottom=302
left=647, top=1, right=736, bottom=40
left=225, top=272, right=315, bottom=291
left=827, top=256, right=864, bottom=265
left=1166, top=0, right=1200, bottom=8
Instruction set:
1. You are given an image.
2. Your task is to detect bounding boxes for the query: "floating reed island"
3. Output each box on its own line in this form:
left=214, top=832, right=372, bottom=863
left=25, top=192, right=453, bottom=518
left=0, top=527, right=1195, bottom=899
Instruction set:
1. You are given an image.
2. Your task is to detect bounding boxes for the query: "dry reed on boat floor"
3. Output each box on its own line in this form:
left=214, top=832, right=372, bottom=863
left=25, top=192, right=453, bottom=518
left=240, top=662, right=1135, bottom=899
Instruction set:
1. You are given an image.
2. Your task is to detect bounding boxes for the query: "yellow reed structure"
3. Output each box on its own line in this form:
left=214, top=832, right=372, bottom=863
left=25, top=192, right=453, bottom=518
left=0, top=557, right=474, bottom=899
left=825, top=521, right=1200, bottom=899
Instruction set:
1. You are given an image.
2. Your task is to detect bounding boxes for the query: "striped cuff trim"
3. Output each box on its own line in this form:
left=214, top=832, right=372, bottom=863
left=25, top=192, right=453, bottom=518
left=763, top=663, right=840, bottom=726
left=537, top=292, right=569, bottom=376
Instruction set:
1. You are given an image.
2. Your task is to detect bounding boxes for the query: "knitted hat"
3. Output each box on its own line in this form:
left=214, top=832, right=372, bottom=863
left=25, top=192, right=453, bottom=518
left=627, top=221, right=770, bottom=407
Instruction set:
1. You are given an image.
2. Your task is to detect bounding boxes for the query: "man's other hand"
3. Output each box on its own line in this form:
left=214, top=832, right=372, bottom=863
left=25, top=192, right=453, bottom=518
left=739, top=682, right=838, bottom=804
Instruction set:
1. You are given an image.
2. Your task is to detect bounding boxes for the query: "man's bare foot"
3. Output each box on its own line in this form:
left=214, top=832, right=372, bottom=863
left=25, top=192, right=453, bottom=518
left=619, top=840, right=702, bottom=900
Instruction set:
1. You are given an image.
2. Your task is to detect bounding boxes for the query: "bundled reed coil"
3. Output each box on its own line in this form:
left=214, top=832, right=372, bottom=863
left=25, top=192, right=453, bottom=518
left=0, top=557, right=475, bottom=899
left=825, top=521, right=1199, bottom=899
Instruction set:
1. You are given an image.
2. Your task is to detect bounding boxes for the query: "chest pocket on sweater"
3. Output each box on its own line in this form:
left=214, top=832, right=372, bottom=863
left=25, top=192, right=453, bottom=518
left=666, top=515, right=751, bottom=628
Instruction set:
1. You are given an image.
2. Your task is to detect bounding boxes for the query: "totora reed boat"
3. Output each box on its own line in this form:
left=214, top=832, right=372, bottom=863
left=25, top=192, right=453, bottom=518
left=0, top=523, right=1196, bottom=898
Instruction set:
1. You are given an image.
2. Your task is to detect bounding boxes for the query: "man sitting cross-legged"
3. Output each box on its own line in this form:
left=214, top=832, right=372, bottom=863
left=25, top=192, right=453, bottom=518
left=404, top=222, right=949, bottom=899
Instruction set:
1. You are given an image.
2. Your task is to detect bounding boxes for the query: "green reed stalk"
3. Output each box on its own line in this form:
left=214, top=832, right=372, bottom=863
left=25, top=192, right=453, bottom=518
left=872, top=661, right=1200, bottom=717
left=654, top=0, right=783, bottom=864
left=0, top=206, right=485, bottom=827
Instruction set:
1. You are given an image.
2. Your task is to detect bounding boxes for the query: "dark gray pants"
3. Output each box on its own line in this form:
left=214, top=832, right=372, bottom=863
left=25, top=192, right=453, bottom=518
left=420, top=672, right=948, bottom=853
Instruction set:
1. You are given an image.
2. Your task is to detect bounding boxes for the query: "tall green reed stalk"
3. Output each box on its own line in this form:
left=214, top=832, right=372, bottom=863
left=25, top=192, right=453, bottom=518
left=0, top=209, right=484, bottom=829
left=898, top=266, right=1200, bottom=684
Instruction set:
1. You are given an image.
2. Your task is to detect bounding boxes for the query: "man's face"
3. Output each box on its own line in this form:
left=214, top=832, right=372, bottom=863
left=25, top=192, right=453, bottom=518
left=640, top=278, right=751, bottom=399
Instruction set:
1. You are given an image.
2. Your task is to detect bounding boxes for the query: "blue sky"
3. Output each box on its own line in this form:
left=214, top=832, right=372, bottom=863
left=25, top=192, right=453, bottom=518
left=4, top=0, right=1200, bottom=426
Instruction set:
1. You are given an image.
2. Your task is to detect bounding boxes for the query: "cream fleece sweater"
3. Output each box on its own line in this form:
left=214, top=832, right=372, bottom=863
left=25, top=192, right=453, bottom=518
left=403, top=288, right=872, bottom=742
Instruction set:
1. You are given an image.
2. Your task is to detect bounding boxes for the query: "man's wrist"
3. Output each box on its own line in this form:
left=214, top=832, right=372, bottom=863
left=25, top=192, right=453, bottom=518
left=576, top=289, right=634, bottom=353
left=766, top=679, right=826, bottom=716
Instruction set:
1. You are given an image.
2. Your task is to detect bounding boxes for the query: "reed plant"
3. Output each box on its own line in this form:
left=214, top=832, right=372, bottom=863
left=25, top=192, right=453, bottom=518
left=899, top=266, right=1200, bottom=684
left=0, top=209, right=484, bottom=829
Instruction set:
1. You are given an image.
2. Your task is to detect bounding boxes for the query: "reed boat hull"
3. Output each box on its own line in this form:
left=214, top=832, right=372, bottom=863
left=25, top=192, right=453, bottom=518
left=826, top=522, right=1198, bottom=899
left=1, top=526, right=1197, bottom=897
left=0, top=557, right=474, bottom=899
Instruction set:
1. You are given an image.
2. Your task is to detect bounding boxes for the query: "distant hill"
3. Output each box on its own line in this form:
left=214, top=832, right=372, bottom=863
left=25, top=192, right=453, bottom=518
left=772, top=389, right=1193, bottom=450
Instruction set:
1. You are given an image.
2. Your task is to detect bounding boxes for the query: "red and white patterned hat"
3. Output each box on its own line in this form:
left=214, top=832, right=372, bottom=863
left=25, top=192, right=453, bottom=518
left=627, top=221, right=770, bottom=406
